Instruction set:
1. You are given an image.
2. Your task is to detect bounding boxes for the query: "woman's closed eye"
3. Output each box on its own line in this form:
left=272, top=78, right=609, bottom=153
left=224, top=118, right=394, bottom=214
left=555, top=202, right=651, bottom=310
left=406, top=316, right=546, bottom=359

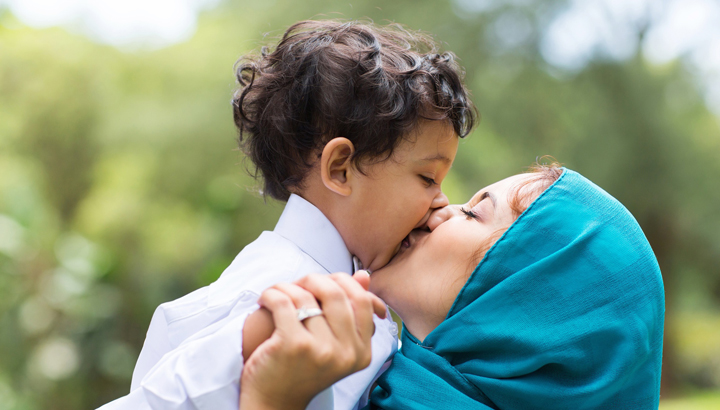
left=463, top=192, right=496, bottom=218
left=461, top=207, right=479, bottom=220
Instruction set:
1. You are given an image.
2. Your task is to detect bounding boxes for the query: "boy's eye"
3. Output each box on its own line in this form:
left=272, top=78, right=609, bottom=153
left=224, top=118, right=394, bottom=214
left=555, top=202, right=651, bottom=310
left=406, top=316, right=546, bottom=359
left=461, top=207, right=479, bottom=220
left=420, top=175, right=437, bottom=187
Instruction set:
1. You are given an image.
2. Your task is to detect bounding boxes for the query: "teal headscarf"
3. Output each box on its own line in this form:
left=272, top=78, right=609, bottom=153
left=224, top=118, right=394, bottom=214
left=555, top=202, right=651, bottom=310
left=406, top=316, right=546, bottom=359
left=369, top=169, right=665, bottom=410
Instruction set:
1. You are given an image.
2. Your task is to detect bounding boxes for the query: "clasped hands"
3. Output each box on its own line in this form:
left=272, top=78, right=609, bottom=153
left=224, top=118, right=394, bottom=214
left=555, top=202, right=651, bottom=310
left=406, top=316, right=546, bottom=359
left=239, top=271, right=388, bottom=410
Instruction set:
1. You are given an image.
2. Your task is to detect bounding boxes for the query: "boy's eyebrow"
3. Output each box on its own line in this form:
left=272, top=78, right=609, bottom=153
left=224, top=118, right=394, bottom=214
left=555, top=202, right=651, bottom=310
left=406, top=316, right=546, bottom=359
left=418, top=154, right=453, bottom=164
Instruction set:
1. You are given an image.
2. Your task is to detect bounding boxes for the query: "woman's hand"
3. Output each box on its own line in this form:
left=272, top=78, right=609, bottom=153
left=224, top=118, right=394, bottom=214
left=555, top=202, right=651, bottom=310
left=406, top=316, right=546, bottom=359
left=239, top=271, right=387, bottom=410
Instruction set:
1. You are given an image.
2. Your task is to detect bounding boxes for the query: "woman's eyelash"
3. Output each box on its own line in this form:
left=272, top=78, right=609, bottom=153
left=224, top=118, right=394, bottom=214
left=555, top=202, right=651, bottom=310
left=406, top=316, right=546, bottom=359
left=461, top=207, right=478, bottom=220
left=420, top=175, right=437, bottom=186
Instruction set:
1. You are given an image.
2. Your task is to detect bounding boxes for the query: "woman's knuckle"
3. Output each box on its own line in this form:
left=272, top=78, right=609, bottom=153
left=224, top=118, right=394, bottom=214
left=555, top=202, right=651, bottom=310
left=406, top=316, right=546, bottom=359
left=359, top=293, right=373, bottom=307
left=314, top=346, right=334, bottom=366
left=290, top=337, right=311, bottom=354
left=360, top=350, right=372, bottom=369
left=307, top=273, right=324, bottom=283
left=277, top=296, right=294, bottom=309
left=324, top=285, right=346, bottom=302
left=343, top=352, right=359, bottom=370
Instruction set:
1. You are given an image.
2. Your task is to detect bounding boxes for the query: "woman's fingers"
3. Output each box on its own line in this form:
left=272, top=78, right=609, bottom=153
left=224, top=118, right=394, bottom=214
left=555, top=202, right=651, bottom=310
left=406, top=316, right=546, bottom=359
left=294, top=274, right=357, bottom=340
left=353, top=270, right=371, bottom=291
left=245, top=271, right=383, bottom=410
left=329, top=273, right=378, bottom=341
left=351, top=270, right=388, bottom=319
left=244, top=286, right=339, bottom=410
left=294, top=273, right=378, bottom=371
left=271, top=282, right=320, bottom=310
left=271, top=282, right=333, bottom=337
left=256, top=288, right=306, bottom=335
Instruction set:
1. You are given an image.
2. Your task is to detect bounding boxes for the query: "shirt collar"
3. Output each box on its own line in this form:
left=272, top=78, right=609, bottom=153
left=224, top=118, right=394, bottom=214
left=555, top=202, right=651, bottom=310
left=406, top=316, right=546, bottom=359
left=274, top=194, right=354, bottom=274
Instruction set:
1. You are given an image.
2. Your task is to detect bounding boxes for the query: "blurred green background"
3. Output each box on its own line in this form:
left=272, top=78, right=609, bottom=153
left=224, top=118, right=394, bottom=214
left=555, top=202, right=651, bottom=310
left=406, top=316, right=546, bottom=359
left=1, top=0, right=719, bottom=408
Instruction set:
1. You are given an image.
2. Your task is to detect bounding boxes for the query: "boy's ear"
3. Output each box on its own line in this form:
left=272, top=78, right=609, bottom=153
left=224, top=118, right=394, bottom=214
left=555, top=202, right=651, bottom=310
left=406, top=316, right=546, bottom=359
left=320, top=137, right=355, bottom=197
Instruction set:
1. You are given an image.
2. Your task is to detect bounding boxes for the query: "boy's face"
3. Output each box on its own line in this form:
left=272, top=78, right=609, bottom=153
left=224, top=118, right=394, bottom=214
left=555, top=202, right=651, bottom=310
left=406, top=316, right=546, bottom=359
left=343, top=121, right=458, bottom=272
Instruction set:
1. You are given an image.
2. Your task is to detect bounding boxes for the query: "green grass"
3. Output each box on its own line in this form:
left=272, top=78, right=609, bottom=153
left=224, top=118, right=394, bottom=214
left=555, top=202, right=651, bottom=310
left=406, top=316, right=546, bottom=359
left=659, top=391, right=720, bottom=410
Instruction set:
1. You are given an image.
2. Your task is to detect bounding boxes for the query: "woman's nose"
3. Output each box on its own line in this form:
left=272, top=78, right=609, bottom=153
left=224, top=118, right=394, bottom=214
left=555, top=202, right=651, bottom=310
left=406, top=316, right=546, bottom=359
left=426, top=205, right=462, bottom=231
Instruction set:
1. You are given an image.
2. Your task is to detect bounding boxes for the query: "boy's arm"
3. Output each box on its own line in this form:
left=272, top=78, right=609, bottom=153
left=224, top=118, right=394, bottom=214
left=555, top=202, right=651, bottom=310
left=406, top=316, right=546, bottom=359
left=242, top=307, right=274, bottom=362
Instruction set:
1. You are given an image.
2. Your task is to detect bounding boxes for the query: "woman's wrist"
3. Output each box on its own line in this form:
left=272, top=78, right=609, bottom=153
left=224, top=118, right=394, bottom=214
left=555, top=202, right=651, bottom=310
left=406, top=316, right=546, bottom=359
left=239, top=364, right=313, bottom=410
left=239, top=388, right=309, bottom=410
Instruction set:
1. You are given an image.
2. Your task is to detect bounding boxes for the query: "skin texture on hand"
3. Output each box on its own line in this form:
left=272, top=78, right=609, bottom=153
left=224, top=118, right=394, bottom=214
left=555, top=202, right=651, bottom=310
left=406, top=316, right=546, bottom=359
left=239, top=271, right=386, bottom=410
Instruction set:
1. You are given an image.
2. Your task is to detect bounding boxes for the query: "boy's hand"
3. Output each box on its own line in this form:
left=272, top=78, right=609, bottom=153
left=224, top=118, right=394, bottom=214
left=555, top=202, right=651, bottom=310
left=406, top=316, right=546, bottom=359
left=239, top=272, right=386, bottom=410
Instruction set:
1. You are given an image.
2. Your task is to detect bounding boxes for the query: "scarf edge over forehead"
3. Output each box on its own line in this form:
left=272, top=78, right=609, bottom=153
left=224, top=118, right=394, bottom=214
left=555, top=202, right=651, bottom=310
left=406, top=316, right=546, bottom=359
left=446, top=166, right=571, bottom=317
left=370, top=168, right=665, bottom=410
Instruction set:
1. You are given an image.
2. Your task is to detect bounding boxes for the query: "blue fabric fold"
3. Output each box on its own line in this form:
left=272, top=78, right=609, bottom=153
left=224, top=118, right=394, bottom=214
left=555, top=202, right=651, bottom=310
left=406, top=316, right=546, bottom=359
left=369, top=169, right=664, bottom=410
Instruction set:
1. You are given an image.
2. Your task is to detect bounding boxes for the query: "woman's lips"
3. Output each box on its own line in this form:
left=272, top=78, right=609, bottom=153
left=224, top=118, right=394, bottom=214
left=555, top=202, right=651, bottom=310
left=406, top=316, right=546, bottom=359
left=401, top=234, right=411, bottom=249
left=390, top=229, right=429, bottom=265
left=400, top=229, right=428, bottom=251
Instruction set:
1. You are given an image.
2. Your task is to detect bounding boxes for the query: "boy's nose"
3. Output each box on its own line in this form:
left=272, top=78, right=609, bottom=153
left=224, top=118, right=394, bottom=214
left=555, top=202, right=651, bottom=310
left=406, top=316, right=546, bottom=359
left=430, top=191, right=449, bottom=210
left=415, top=193, right=451, bottom=230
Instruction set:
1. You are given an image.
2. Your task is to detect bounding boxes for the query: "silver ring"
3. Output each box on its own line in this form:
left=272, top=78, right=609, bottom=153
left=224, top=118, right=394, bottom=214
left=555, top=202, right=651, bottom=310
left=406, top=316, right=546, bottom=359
left=297, top=306, right=323, bottom=321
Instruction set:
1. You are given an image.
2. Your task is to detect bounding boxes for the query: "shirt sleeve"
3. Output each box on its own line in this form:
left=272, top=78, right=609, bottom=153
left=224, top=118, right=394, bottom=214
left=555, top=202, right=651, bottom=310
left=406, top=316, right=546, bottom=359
left=130, top=306, right=174, bottom=392
left=95, top=388, right=152, bottom=410
left=97, top=305, right=335, bottom=410
left=97, top=308, right=251, bottom=410
left=140, top=310, right=252, bottom=410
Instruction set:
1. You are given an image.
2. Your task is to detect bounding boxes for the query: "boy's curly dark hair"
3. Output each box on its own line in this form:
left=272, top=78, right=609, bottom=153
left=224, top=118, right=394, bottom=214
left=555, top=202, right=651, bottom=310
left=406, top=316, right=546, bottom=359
left=233, top=20, right=477, bottom=201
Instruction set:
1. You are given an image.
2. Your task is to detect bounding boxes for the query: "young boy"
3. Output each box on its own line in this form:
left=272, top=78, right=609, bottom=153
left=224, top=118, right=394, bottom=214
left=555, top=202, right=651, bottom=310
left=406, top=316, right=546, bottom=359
left=99, top=20, right=475, bottom=410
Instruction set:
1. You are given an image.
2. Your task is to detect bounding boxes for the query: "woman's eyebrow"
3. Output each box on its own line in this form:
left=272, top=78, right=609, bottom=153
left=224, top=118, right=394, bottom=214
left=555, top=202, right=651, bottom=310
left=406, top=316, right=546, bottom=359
left=479, top=191, right=497, bottom=208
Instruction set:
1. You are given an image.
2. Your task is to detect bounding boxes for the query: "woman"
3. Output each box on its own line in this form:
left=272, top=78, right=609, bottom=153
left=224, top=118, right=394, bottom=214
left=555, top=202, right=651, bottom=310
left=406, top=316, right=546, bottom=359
left=241, top=164, right=665, bottom=410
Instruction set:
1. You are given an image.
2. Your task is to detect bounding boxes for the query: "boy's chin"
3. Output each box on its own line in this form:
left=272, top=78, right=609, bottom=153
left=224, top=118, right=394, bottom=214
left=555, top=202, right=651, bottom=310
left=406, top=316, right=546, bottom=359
left=364, top=252, right=393, bottom=272
left=366, top=257, right=390, bottom=273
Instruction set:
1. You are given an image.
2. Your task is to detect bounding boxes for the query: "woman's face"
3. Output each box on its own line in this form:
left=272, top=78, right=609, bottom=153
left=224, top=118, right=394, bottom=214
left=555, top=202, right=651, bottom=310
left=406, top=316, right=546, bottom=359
left=369, top=173, right=534, bottom=341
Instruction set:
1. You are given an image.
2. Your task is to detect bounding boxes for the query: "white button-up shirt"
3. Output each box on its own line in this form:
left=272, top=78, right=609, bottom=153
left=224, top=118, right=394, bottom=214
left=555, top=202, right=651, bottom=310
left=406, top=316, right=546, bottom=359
left=98, top=194, right=398, bottom=410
